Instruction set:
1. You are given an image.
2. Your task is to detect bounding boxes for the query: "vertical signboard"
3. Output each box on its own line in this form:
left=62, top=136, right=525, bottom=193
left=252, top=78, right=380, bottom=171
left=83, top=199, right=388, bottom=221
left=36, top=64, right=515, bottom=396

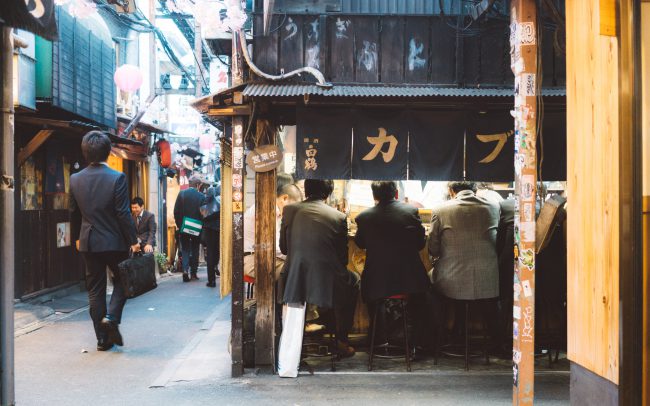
left=511, top=1, right=538, bottom=404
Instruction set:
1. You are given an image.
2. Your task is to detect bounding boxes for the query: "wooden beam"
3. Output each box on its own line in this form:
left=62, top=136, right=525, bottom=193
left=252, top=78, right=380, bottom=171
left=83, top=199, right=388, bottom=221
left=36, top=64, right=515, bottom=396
left=207, top=105, right=251, bottom=117
left=254, top=120, right=277, bottom=366
left=511, top=0, right=538, bottom=404
left=16, top=129, right=53, bottom=167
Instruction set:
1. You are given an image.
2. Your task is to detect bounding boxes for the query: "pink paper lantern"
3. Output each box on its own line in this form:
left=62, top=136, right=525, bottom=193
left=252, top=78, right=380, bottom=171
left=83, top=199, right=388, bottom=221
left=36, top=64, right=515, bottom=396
left=114, top=64, right=143, bottom=92
left=199, top=133, right=214, bottom=150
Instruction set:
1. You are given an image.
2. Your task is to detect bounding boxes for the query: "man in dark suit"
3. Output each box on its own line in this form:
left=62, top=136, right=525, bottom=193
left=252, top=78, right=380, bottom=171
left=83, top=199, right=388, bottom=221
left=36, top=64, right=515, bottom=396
left=280, top=179, right=359, bottom=356
left=203, top=184, right=220, bottom=288
left=173, top=174, right=206, bottom=282
left=496, top=198, right=515, bottom=350
left=355, top=181, right=430, bottom=352
left=130, top=196, right=157, bottom=253
left=70, top=131, right=140, bottom=351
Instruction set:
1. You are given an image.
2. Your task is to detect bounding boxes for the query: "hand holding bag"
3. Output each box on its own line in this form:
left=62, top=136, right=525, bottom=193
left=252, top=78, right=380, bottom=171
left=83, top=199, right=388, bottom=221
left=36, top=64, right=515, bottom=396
left=117, top=251, right=157, bottom=299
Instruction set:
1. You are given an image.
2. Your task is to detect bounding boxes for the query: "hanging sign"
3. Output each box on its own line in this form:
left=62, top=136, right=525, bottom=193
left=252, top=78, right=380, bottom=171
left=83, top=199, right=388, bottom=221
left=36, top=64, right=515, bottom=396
left=1, top=0, right=58, bottom=41
left=352, top=110, right=408, bottom=180
left=296, top=107, right=352, bottom=180
left=246, top=144, right=283, bottom=173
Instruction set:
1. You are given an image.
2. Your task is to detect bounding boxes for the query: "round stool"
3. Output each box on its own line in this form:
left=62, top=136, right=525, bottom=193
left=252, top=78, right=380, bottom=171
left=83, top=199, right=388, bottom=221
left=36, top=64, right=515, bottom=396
left=368, top=294, right=411, bottom=372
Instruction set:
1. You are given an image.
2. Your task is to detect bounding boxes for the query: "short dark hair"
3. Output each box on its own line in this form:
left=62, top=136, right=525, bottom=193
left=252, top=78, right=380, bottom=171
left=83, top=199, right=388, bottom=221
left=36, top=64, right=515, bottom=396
left=304, top=179, right=334, bottom=200
left=278, top=183, right=302, bottom=202
left=81, top=131, right=112, bottom=163
left=371, top=181, right=397, bottom=203
left=131, top=197, right=144, bottom=206
left=448, top=181, right=477, bottom=194
left=276, top=173, right=294, bottom=195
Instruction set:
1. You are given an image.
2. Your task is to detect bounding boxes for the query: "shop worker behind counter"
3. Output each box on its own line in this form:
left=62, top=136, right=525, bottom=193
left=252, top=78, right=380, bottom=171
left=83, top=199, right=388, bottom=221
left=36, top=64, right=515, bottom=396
left=174, top=175, right=206, bottom=282
left=69, top=131, right=140, bottom=352
left=280, top=179, right=360, bottom=357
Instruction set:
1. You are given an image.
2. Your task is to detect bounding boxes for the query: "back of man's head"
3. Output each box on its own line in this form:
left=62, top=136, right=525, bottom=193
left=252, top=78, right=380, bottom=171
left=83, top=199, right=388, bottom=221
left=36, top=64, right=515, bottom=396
left=448, top=181, right=477, bottom=194
left=278, top=183, right=302, bottom=203
left=371, top=181, right=397, bottom=203
left=304, top=179, right=334, bottom=200
left=188, top=174, right=204, bottom=188
left=81, top=131, right=111, bottom=163
left=276, top=173, right=294, bottom=195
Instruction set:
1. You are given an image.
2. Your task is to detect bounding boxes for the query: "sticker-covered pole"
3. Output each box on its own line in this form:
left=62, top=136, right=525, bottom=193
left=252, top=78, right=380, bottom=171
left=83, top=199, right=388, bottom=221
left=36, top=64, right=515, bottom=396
left=230, top=25, right=245, bottom=377
left=510, top=0, right=537, bottom=404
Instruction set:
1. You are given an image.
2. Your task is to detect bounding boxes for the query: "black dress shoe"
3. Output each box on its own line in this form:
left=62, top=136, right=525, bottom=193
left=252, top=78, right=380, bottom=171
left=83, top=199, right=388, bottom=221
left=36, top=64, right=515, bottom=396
left=206, top=281, right=216, bottom=288
left=182, top=273, right=191, bottom=282
left=97, top=337, right=113, bottom=351
left=101, top=317, right=123, bottom=347
left=191, top=273, right=199, bottom=280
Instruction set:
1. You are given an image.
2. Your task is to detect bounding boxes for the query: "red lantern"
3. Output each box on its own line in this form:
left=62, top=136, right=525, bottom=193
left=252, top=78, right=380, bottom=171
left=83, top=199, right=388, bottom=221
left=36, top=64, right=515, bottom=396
left=157, top=139, right=172, bottom=168
left=114, top=64, right=143, bottom=92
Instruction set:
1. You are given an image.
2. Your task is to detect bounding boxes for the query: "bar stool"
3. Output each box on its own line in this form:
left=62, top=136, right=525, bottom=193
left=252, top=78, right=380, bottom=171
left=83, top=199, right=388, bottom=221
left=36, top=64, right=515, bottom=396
left=436, top=299, right=490, bottom=371
left=368, top=294, right=411, bottom=372
left=300, top=308, right=337, bottom=373
left=244, top=275, right=255, bottom=299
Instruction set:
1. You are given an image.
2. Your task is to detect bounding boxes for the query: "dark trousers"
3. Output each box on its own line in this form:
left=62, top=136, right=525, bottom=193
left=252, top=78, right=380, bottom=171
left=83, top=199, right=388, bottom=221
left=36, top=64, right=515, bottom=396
left=367, top=293, right=428, bottom=347
left=82, top=251, right=129, bottom=339
left=204, top=228, right=220, bottom=283
left=332, top=278, right=359, bottom=343
left=179, top=233, right=201, bottom=274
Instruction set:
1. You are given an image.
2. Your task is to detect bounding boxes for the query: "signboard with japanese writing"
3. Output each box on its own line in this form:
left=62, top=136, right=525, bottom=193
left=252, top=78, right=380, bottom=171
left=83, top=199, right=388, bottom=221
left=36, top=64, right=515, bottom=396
left=352, top=110, right=408, bottom=180
left=0, top=0, right=58, bottom=41
left=296, top=108, right=352, bottom=180
left=246, top=144, right=283, bottom=172
left=466, top=110, right=516, bottom=182
left=408, top=111, right=465, bottom=181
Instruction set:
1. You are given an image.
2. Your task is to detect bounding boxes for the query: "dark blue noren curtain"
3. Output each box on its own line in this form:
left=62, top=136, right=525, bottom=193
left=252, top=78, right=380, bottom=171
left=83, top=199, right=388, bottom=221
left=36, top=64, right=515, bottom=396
left=538, top=111, right=566, bottom=181
left=352, top=109, right=408, bottom=180
left=408, top=111, right=465, bottom=181
left=1, top=0, right=58, bottom=41
left=465, top=110, right=515, bottom=182
left=296, top=107, right=352, bottom=180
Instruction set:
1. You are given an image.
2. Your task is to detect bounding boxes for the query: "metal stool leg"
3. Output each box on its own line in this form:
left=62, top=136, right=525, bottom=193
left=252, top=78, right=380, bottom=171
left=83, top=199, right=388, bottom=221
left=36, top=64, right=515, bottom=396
left=330, top=311, right=337, bottom=372
left=484, top=313, right=490, bottom=365
left=464, top=302, right=469, bottom=371
left=368, top=301, right=379, bottom=371
left=401, top=299, right=411, bottom=372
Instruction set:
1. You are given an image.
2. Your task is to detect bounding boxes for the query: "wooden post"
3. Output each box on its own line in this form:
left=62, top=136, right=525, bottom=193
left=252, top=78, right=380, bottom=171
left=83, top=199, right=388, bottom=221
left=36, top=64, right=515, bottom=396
left=510, top=1, right=537, bottom=404
left=254, top=120, right=276, bottom=366
left=230, top=27, right=245, bottom=377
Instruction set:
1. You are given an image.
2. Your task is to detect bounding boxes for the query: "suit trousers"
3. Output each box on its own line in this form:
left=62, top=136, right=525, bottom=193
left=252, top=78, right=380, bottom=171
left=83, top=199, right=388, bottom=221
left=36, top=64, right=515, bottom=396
left=82, top=251, right=129, bottom=339
left=179, top=233, right=201, bottom=274
left=204, top=228, right=220, bottom=283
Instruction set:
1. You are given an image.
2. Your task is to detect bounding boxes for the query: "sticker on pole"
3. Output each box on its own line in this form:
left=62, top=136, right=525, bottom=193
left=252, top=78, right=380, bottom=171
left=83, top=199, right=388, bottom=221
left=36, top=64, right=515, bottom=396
left=519, top=22, right=536, bottom=45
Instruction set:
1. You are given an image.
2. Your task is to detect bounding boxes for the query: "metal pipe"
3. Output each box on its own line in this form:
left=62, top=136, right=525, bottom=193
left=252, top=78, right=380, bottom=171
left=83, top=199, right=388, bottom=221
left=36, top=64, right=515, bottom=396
left=237, top=29, right=332, bottom=88
left=118, top=93, right=158, bottom=138
left=0, top=26, right=16, bottom=406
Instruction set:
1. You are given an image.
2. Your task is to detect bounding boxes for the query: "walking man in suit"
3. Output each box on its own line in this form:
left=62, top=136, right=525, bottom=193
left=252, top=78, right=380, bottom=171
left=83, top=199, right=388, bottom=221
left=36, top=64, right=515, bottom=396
left=174, top=174, right=206, bottom=282
left=130, top=197, right=157, bottom=253
left=70, top=131, right=140, bottom=351
left=280, top=179, right=359, bottom=357
left=355, top=181, right=430, bottom=353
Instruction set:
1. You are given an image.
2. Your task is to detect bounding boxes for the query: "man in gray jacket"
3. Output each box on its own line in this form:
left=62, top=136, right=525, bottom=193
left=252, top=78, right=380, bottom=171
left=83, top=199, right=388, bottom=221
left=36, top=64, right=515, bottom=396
left=427, top=181, right=500, bottom=301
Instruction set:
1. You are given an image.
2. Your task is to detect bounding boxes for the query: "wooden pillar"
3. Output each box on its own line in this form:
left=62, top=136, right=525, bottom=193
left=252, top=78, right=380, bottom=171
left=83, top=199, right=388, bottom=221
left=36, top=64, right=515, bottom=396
left=510, top=1, right=537, bottom=404
left=230, top=27, right=245, bottom=378
left=254, top=120, right=277, bottom=366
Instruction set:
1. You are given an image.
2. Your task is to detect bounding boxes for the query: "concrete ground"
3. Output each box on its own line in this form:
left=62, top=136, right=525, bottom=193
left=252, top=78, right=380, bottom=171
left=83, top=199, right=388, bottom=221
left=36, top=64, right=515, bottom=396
left=15, top=268, right=569, bottom=405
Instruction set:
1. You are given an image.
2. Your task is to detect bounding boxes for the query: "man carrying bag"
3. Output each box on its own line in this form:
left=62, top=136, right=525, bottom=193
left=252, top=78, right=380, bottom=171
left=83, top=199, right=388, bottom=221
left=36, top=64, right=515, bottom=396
left=174, top=174, right=206, bottom=282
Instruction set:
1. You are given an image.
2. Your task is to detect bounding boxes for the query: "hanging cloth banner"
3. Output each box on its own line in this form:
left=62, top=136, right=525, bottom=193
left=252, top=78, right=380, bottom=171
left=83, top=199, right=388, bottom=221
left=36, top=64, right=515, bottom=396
left=408, top=111, right=465, bottom=181
left=352, top=109, right=408, bottom=180
left=0, top=0, right=59, bottom=41
left=465, top=110, right=516, bottom=182
left=537, top=110, right=566, bottom=181
left=296, top=107, right=352, bottom=180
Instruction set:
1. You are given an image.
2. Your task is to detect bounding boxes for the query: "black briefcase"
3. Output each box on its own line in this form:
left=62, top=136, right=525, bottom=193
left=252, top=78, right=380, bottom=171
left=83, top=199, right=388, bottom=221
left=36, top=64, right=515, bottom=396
left=117, top=253, right=157, bottom=299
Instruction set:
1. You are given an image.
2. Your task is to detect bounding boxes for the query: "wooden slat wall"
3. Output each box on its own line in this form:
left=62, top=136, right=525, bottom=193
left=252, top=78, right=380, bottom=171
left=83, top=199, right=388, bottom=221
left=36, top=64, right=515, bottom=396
left=566, top=0, right=620, bottom=384
left=641, top=3, right=650, bottom=402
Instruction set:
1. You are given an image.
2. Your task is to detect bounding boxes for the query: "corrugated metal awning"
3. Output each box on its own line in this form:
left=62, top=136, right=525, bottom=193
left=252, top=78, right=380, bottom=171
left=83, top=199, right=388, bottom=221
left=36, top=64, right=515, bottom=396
left=242, top=83, right=566, bottom=98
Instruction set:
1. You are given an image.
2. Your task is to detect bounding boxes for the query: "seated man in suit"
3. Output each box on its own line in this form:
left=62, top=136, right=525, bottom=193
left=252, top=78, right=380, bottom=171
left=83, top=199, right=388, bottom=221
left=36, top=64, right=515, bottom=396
left=280, top=179, right=359, bottom=357
left=355, top=181, right=430, bottom=353
left=130, top=197, right=157, bottom=254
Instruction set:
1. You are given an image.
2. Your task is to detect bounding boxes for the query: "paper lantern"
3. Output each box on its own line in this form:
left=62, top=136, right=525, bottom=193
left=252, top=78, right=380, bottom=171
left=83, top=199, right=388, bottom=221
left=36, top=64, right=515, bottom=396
left=199, top=133, right=214, bottom=150
left=157, top=140, right=172, bottom=168
left=114, top=64, right=143, bottom=92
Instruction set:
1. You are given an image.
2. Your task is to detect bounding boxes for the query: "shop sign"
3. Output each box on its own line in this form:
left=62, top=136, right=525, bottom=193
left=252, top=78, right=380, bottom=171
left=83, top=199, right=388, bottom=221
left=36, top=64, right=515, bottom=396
left=246, top=144, right=283, bottom=173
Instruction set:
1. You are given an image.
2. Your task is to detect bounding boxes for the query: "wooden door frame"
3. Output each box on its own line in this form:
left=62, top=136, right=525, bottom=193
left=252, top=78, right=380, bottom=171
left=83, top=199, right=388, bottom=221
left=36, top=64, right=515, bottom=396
left=617, top=0, right=644, bottom=404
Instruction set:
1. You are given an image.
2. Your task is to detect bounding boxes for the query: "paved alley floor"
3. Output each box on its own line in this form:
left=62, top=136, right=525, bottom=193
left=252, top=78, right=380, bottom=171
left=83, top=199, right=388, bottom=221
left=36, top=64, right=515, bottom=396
left=15, top=269, right=569, bottom=405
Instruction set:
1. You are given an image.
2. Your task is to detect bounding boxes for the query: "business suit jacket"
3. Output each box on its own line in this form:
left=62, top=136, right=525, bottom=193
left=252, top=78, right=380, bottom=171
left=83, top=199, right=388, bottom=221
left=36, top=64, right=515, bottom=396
left=202, top=186, right=221, bottom=231
left=427, top=190, right=500, bottom=300
left=135, top=210, right=157, bottom=246
left=70, top=163, right=137, bottom=253
left=173, top=187, right=205, bottom=229
left=355, top=200, right=429, bottom=303
left=280, top=199, right=354, bottom=308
